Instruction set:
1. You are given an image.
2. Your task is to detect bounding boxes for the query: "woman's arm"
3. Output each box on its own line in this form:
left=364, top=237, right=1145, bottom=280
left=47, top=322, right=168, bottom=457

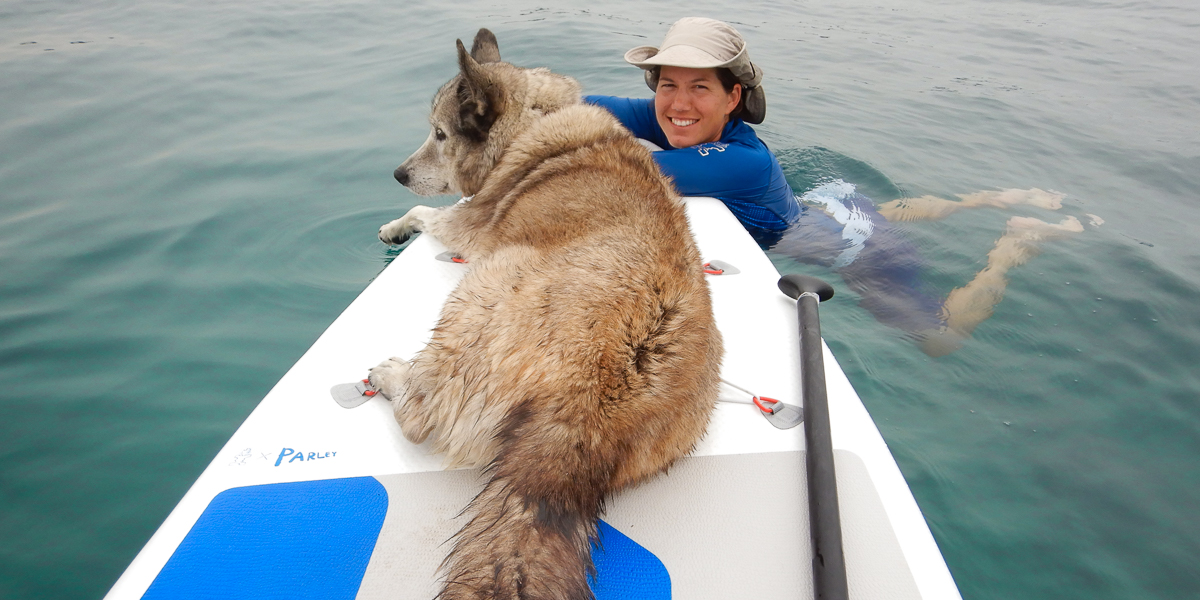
left=583, top=95, right=671, bottom=149
left=652, top=143, right=773, bottom=198
left=586, top=96, right=770, bottom=195
left=586, top=95, right=799, bottom=230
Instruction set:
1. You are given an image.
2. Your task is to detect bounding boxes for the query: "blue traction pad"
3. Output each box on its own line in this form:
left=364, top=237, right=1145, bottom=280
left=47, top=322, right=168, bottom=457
left=591, top=520, right=671, bottom=599
left=142, top=477, right=669, bottom=599
left=142, top=477, right=389, bottom=600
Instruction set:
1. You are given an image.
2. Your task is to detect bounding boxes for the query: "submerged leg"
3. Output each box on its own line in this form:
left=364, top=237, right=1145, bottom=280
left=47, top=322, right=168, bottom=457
left=919, top=215, right=1083, bottom=356
left=878, top=188, right=1065, bottom=222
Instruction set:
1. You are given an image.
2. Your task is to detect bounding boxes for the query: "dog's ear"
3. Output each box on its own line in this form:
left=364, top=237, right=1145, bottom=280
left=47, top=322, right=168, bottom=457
left=470, top=28, right=501, bottom=63
left=455, top=39, right=499, bottom=142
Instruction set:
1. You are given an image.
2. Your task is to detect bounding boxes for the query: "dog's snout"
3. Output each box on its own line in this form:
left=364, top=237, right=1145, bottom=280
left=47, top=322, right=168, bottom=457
left=394, top=166, right=410, bottom=186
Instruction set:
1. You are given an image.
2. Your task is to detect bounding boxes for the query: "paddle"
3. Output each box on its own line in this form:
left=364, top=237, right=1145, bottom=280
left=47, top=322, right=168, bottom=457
left=777, top=274, right=848, bottom=600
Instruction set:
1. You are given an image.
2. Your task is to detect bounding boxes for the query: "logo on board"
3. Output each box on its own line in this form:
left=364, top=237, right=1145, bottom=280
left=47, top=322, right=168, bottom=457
left=227, top=447, right=340, bottom=467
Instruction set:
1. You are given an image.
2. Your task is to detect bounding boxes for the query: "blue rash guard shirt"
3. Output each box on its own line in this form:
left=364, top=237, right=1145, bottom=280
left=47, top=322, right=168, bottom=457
left=585, top=95, right=801, bottom=233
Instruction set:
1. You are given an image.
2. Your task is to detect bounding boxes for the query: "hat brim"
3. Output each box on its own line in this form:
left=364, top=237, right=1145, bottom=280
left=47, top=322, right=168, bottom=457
left=624, top=44, right=745, bottom=70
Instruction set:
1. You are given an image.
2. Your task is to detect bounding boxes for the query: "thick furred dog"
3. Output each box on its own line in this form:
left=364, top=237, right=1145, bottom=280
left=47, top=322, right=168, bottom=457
left=370, top=29, right=723, bottom=599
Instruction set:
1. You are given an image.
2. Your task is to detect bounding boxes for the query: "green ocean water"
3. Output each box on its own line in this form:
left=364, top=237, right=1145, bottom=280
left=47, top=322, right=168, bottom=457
left=2, top=0, right=1198, bottom=598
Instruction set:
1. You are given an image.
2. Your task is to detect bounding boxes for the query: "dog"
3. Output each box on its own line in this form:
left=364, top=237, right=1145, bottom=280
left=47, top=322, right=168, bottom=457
left=368, top=29, right=723, bottom=599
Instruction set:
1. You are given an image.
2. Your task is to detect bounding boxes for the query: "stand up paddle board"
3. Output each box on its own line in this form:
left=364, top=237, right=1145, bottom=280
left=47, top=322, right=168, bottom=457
left=104, top=197, right=961, bottom=599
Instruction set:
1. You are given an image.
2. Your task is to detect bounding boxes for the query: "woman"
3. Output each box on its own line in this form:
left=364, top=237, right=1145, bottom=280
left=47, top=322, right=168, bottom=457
left=585, top=17, right=800, bottom=241
left=589, top=18, right=1083, bottom=355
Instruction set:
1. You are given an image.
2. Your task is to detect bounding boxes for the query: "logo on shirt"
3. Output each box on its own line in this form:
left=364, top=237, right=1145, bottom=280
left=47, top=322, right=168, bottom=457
left=696, top=142, right=729, bottom=157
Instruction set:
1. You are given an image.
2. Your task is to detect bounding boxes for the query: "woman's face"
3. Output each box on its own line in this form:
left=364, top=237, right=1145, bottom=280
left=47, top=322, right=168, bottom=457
left=654, top=65, right=742, bottom=148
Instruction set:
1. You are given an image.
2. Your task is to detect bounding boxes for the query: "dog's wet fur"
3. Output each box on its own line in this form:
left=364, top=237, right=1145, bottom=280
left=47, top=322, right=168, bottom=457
left=370, top=29, right=722, bottom=599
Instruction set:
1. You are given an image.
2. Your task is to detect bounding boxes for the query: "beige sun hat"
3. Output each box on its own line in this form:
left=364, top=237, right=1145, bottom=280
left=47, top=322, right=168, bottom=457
left=624, top=17, right=766, bottom=123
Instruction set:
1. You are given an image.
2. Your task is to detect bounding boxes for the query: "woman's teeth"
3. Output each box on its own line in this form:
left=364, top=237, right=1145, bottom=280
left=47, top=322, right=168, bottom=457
left=671, top=118, right=697, bottom=127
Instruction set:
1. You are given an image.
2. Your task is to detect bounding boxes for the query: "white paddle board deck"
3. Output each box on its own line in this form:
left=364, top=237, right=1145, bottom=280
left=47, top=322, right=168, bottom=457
left=105, top=197, right=961, bottom=599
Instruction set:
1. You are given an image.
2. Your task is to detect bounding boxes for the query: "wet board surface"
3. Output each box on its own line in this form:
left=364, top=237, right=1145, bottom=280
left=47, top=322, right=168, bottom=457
left=105, top=197, right=962, bottom=599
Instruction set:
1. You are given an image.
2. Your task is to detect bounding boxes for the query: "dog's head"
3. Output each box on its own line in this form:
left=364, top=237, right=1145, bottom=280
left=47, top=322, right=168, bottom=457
left=394, top=29, right=581, bottom=197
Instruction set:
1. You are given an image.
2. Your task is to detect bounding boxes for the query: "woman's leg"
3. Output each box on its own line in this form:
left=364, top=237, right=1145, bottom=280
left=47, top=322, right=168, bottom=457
left=878, top=188, right=1064, bottom=222
left=919, top=215, right=1084, bottom=356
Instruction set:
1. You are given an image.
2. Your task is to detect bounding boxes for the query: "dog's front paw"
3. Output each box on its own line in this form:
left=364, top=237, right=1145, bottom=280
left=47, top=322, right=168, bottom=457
left=379, top=205, right=441, bottom=246
left=379, top=216, right=418, bottom=245
left=368, top=357, right=412, bottom=400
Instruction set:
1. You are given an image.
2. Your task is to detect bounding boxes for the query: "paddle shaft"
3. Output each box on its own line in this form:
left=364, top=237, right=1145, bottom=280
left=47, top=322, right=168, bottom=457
left=781, top=276, right=849, bottom=600
left=795, top=291, right=849, bottom=599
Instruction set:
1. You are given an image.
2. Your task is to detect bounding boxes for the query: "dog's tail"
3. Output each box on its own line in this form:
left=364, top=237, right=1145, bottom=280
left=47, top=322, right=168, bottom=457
left=436, top=404, right=609, bottom=600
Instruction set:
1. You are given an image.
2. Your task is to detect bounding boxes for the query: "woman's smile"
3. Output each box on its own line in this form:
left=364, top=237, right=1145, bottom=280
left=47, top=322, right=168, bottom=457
left=654, top=65, right=741, bottom=149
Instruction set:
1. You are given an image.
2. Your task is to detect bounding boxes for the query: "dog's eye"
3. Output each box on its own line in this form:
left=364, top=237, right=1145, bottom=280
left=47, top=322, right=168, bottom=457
left=435, top=128, right=446, bottom=141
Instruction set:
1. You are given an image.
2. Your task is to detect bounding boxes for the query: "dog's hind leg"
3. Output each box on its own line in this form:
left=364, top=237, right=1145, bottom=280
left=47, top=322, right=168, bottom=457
left=367, top=357, right=439, bottom=444
left=369, top=267, right=510, bottom=457
left=378, top=204, right=443, bottom=245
